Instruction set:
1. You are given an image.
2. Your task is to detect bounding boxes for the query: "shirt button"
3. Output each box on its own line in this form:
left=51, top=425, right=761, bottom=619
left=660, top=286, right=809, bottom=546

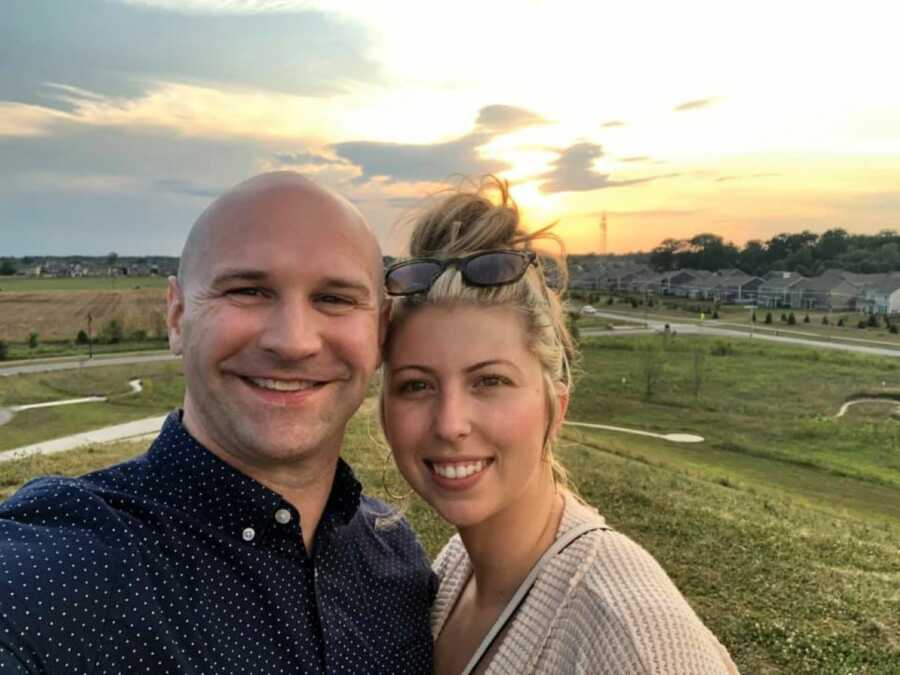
left=274, top=508, right=292, bottom=525
left=242, top=527, right=256, bottom=542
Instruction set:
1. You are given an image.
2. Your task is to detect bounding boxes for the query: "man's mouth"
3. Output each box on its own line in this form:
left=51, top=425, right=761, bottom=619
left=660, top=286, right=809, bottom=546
left=245, top=377, right=327, bottom=392
left=427, top=459, right=493, bottom=480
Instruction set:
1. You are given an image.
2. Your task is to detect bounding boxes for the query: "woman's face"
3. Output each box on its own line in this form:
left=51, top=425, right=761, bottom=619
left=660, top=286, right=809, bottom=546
left=382, top=304, right=565, bottom=528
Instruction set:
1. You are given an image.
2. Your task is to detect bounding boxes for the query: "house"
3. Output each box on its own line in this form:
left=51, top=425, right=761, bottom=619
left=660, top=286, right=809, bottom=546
left=756, top=272, right=806, bottom=308
left=717, top=272, right=765, bottom=304
left=863, top=275, right=900, bottom=314
left=793, top=270, right=861, bottom=311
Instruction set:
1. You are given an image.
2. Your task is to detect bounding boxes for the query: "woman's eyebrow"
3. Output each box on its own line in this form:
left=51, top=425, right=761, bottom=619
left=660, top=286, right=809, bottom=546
left=465, top=359, right=520, bottom=374
left=390, top=364, right=434, bottom=375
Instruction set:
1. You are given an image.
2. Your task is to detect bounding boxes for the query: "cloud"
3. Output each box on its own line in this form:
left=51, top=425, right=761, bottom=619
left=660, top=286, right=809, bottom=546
left=620, top=156, right=651, bottom=163
left=601, top=120, right=626, bottom=128
left=155, top=178, right=224, bottom=198
left=329, top=105, right=544, bottom=185
left=715, top=172, right=781, bottom=183
left=272, top=151, right=348, bottom=167
left=475, top=105, right=549, bottom=133
left=0, top=0, right=378, bottom=112
left=538, top=142, right=678, bottom=193
left=673, top=97, right=720, bottom=112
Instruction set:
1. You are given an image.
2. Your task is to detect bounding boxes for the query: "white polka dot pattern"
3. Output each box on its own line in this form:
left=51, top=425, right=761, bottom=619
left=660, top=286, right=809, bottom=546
left=0, top=412, right=436, bottom=674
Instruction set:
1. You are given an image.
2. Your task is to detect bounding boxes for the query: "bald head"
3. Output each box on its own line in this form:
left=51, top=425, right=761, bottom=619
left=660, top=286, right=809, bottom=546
left=177, top=171, right=382, bottom=291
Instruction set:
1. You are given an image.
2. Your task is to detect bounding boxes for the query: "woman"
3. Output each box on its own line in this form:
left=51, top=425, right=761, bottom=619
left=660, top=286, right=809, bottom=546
left=380, top=178, right=737, bottom=674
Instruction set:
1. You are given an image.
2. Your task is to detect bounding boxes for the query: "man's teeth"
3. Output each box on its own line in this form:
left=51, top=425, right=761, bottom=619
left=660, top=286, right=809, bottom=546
left=249, top=377, right=320, bottom=392
left=431, top=460, right=488, bottom=480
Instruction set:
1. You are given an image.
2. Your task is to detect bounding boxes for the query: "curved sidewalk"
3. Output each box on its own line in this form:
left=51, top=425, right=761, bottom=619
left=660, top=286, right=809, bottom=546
left=0, top=415, right=167, bottom=464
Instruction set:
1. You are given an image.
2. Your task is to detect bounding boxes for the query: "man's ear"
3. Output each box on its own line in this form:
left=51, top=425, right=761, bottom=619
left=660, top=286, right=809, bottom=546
left=166, top=276, right=185, bottom=355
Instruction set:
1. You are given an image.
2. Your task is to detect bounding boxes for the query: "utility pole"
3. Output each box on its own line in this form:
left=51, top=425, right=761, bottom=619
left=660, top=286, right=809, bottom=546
left=87, top=313, right=93, bottom=359
left=599, top=212, right=608, bottom=255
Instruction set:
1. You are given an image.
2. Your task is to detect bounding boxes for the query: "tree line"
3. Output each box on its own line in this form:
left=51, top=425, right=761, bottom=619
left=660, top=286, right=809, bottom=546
left=649, top=229, right=900, bottom=276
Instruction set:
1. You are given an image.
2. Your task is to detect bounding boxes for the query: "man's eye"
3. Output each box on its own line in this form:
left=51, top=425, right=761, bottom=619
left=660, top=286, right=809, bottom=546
left=397, top=380, right=430, bottom=394
left=317, top=294, right=355, bottom=306
left=226, top=287, right=264, bottom=298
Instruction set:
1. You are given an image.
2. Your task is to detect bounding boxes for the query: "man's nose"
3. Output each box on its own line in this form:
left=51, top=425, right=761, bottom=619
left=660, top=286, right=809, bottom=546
left=433, top=387, right=473, bottom=442
left=257, top=297, right=323, bottom=361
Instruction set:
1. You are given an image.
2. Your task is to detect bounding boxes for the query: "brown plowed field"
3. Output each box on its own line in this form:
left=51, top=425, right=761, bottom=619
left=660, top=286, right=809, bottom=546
left=0, top=289, right=167, bottom=341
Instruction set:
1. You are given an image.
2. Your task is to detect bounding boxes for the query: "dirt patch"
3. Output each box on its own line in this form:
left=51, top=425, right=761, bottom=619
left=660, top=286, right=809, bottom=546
left=0, top=289, right=167, bottom=341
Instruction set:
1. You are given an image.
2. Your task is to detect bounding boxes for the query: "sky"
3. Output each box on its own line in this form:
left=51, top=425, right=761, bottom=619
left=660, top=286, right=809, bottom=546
left=1, top=0, right=899, bottom=256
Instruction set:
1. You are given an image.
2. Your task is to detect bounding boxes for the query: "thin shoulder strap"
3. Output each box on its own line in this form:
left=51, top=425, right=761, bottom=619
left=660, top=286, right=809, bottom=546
left=460, top=522, right=607, bottom=675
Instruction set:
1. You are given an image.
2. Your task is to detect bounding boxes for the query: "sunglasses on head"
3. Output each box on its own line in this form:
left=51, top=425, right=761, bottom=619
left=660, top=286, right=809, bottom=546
left=385, top=249, right=538, bottom=296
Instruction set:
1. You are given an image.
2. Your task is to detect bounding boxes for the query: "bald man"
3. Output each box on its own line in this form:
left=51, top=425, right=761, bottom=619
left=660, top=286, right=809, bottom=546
left=0, top=173, right=436, bottom=674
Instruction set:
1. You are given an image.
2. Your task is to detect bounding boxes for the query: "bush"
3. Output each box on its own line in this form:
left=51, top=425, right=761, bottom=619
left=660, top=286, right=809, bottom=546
left=857, top=320, right=867, bottom=329
left=606, top=296, right=614, bottom=305
left=764, top=312, right=773, bottom=324
left=751, top=311, right=757, bottom=323
left=28, top=332, right=38, bottom=349
left=712, top=310, right=719, bottom=319
left=867, top=313, right=880, bottom=328
left=76, top=329, right=89, bottom=345
left=787, top=312, right=796, bottom=325
left=630, top=298, right=638, bottom=309
left=0, top=340, right=7, bottom=360
left=100, top=318, right=124, bottom=344
left=710, top=340, right=735, bottom=357
left=780, top=313, right=788, bottom=322
left=822, top=315, right=829, bottom=325
left=837, top=318, right=845, bottom=327
left=803, top=314, right=810, bottom=323
left=890, top=324, right=899, bottom=334
left=130, top=328, right=148, bottom=342
left=647, top=298, right=655, bottom=308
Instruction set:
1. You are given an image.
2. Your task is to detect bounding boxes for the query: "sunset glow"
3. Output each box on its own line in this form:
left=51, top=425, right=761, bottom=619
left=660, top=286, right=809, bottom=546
left=1, top=0, right=898, bottom=255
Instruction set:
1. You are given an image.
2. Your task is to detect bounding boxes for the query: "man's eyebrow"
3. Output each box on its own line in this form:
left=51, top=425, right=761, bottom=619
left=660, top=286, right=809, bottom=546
left=211, top=269, right=269, bottom=285
left=319, top=277, right=373, bottom=296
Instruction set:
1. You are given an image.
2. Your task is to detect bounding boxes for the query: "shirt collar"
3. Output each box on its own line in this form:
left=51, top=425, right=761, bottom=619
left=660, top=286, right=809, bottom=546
left=143, top=411, right=362, bottom=540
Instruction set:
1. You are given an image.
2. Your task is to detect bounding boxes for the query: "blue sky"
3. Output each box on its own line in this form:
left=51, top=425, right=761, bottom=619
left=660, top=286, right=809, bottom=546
left=2, top=0, right=899, bottom=256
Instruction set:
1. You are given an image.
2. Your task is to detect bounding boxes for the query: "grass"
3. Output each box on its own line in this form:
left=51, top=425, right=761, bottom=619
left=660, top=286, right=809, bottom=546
left=1, top=339, right=169, bottom=362
left=581, top=295, right=900, bottom=348
left=1, top=404, right=897, bottom=673
left=0, top=276, right=168, bottom=292
left=0, top=361, right=184, bottom=450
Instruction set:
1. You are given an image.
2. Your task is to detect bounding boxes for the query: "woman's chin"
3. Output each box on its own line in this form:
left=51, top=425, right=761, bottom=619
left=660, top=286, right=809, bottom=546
left=433, top=501, right=494, bottom=530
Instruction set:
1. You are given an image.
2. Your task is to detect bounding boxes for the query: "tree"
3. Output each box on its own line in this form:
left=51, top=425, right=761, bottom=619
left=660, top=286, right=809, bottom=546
left=787, top=312, right=796, bottom=325
left=649, top=238, right=684, bottom=271
left=28, top=332, right=39, bottom=348
left=0, top=260, right=16, bottom=276
left=0, top=340, right=7, bottom=360
left=106, top=251, right=119, bottom=266
left=76, top=329, right=89, bottom=344
left=100, top=318, right=124, bottom=344
left=739, top=240, right=768, bottom=275
left=765, top=312, right=773, bottom=324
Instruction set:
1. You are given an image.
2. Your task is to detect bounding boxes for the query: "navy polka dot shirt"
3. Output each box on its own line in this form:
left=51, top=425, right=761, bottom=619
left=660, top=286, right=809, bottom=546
left=0, top=412, right=436, bottom=674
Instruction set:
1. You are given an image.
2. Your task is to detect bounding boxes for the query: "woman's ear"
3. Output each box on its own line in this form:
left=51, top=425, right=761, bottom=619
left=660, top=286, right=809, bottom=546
left=552, top=381, right=570, bottom=435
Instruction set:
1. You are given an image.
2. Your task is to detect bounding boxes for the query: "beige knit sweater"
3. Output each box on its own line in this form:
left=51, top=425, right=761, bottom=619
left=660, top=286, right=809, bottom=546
left=432, top=495, right=739, bottom=674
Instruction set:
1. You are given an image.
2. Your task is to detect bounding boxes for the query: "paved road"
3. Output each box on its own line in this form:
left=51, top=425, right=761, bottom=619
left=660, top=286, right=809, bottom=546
left=583, top=311, right=900, bottom=358
left=0, top=352, right=180, bottom=376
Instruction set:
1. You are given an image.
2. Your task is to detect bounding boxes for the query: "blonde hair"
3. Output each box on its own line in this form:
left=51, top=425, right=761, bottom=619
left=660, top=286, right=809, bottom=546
left=382, top=176, right=578, bottom=494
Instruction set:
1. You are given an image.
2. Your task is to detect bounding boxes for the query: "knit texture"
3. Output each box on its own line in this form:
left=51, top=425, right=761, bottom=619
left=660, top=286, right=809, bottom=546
left=432, top=495, right=738, bottom=674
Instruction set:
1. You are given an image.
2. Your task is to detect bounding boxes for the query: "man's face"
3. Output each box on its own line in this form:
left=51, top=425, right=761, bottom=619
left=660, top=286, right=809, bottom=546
left=167, top=188, right=382, bottom=469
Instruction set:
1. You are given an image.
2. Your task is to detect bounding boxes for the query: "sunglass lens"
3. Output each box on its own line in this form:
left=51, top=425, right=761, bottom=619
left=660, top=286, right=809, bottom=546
left=465, top=252, right=528, bottom=286
left=386, top=261, right=443, bottom=294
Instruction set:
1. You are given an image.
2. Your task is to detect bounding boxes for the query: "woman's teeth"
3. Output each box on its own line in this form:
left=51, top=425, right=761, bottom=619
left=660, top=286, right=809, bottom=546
left=431, top=460, right=489, bottom=479
left=249, top=377, right=320, bottom=392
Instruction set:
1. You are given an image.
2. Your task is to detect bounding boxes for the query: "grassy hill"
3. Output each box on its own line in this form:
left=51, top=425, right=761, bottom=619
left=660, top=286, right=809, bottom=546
left=1, top=335, right=898, bottom=672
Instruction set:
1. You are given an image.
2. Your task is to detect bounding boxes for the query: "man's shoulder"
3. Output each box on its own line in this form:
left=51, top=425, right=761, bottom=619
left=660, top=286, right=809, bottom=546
left=355, top=494, right=432, bottom=563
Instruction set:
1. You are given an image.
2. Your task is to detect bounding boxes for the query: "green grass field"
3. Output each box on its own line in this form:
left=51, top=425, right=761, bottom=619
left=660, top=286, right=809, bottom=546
left=0, top=276, right=168, bottom=292
left=0, top=361, right=184, bottom=450
left=1, top=405, right=897, bottom=673
left=1, top=339, right=169, bottom=362
left=2, top=336, right=899, bottom=671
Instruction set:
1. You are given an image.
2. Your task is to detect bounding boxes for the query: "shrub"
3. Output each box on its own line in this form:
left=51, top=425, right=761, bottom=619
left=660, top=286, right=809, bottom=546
left=803, top=314, right=810, bottom=323
left=891, top=324, right=899, bottom=334
left=837, top=318, right=845, bottom=327
left=130, top=328, right=148, bottom=342
left=28, top=332, right=38, bottom=349
left=100, top=318, right=124, bottom=344
left=780, top=313, right=788, bottom=322
left=822, top=315, right=829, bottom=325
left=712, top=310, right=719, bottom=319
left=764, top=312, right=773, bottom=324
left=787, top=312, right=796, bottom=325
left=647, top=298, right=655, bottom=308
left=0, top=340, right=7, bottom=360
left=630, top=298, right=638, bottom=308
left=751, top=311, right=757, bottom=323
left=857, top=320, right=867, bottom=329
left=76, top=329, right=89, bottom=345
left=606, top=296, right=614, bottom=305
left=710, top=340, right=735, bottom=357
left=867, top=313, right=880, bottom=328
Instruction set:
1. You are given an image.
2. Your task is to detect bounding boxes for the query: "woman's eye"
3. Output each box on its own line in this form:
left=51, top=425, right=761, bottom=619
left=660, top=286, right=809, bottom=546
left=476, top=374, right=510, bottom=388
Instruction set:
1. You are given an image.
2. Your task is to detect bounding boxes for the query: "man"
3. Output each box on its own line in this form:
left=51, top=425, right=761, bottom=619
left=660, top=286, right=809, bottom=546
left=0, top=173, right=435, bottom=673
